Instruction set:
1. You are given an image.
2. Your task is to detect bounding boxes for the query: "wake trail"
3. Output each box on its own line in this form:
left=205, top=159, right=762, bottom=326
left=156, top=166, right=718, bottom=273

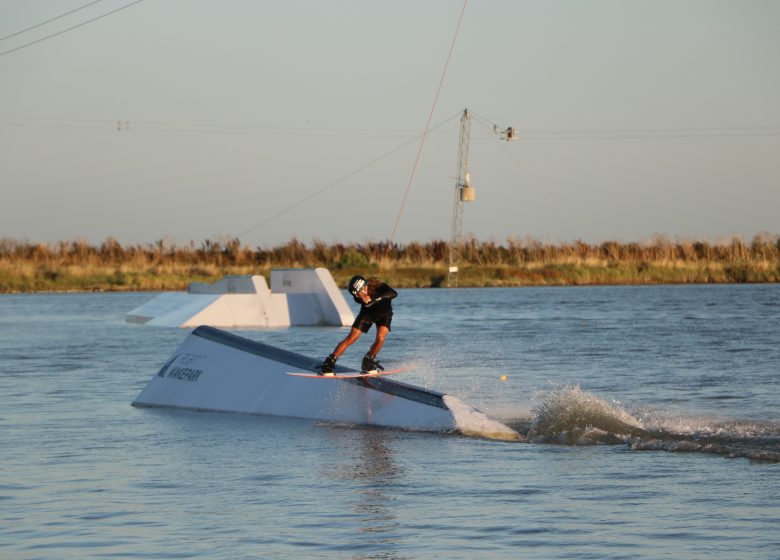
left=500, top=384, right=780, bottom=463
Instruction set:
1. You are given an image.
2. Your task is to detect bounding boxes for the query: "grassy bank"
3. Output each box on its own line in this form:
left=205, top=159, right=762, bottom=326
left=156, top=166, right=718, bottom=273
left=1, top=235, right=778, bottom=293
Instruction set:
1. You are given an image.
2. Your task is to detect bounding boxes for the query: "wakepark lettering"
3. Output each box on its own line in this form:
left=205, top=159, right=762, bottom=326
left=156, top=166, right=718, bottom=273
left=164, top=366, right=203, bottom=382
left=156, top=353, right=205, bottom=383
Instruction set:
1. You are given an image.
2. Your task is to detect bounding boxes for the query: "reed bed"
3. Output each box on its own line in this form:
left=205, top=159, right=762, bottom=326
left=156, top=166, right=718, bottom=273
left=1, top=234, right=778, bottom=293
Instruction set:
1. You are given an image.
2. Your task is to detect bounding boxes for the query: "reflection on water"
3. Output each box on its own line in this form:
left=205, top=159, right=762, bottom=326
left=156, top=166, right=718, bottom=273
left=324, top=426, right=404, bottom=559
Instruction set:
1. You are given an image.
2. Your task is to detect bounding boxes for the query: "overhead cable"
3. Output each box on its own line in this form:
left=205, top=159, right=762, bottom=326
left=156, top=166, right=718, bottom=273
left=0, top=115, right=458, bottom=138
left=0, top=0, right=108, bottom=43
left=0, top=0, right=146, bottom=58
left=469, top=111, right=780, bottom=140
left=236, top=112, right=461, bottom=242
left=387, top=0, right=469, bottom=247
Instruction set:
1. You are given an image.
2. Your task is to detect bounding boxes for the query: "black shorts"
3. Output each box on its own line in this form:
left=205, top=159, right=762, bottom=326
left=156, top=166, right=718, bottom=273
left=353, top=308, right=393, bottom=333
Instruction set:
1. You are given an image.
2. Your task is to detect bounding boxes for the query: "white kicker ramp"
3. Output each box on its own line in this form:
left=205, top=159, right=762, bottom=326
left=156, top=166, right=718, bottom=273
left=126, top=269, right=354, bottom=328
left=133, top=326, right=520, bottom=441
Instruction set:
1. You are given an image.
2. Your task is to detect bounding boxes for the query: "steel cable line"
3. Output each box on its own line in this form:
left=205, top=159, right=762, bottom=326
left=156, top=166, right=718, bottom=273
left=0, top=115, right=458, bottom=139
left=469, top=116, right=587, bottom=233
left=387, top=0, right=468, bottom=248
left=0, top=0, right=108, bottom=42
left=3, top=112, right=775, bottom=139
left=236, top=112, right=460, bottom=241
left=469, top=111, right=780, bottom=140
left=0, top=0, right=146, bottom=58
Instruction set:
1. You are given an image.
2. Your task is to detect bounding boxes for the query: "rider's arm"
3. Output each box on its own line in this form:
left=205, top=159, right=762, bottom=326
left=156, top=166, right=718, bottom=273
left=364, top=284, right=397, bottom=307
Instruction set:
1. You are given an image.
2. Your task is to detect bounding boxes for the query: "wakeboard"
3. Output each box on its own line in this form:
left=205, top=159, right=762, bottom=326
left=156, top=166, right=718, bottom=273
left=286, top=369, right=403, bottom=379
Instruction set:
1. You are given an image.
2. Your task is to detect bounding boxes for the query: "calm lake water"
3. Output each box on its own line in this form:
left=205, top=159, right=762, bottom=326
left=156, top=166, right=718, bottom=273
left=2, top=285, right=779, bottom=559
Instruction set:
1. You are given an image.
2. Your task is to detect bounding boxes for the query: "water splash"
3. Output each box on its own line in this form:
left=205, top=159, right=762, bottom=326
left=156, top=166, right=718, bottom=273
left=528, top=384, right=643, bottom=444
left=511, top=384, right=780, bottom=462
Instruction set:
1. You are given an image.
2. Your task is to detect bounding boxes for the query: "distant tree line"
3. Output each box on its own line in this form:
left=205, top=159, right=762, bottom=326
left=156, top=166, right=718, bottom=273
left=1, top=233, right=778, bottom=268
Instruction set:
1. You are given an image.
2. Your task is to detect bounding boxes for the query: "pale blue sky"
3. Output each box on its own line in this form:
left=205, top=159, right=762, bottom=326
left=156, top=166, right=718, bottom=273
left=1, top=0, right=778, bottom=247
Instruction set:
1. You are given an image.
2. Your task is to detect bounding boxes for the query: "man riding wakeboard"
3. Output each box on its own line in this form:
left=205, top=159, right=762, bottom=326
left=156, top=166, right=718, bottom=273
left=319, top=275, right=397, bottom=376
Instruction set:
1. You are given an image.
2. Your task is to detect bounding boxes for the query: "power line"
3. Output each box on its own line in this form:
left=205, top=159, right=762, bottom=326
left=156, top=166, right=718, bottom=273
left=2, top=114, right=777, bottom=140
left=0, top=115, right=458, bottom=138
left=0, top=0, right=146, bottom=58
left=470, top=116, right=588, bottom=234
left=498, top=126, right=780, bottom=140
left=468, top=112, right=780, bottom=140
left=236, top=112, right=461, bottom=241
left=387, top=0, right=468, bottom=247
left=0, top=0, right=108, bottom=43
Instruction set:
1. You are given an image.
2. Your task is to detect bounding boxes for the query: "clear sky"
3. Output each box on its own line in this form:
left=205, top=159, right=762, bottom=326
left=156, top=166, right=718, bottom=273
left=1, top=0, right=778, bottom=248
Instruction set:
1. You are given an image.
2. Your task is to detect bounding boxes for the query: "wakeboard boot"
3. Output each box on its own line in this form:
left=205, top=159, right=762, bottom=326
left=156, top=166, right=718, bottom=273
left=318, top=354, right=337, bottom=376
left=361, top=353, right=384, bottom=373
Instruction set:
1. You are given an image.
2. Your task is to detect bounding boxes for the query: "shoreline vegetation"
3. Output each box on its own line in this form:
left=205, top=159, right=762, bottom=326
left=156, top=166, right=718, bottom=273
left=1, top=234, right=779, bottom=293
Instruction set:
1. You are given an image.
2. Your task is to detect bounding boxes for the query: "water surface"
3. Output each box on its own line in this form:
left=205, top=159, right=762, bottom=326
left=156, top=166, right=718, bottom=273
left=1, top=285, right=779, bottom=558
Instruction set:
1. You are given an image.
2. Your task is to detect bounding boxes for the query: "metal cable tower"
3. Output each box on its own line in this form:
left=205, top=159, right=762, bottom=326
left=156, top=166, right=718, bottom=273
left=448, top=109, right=475, bottom=287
